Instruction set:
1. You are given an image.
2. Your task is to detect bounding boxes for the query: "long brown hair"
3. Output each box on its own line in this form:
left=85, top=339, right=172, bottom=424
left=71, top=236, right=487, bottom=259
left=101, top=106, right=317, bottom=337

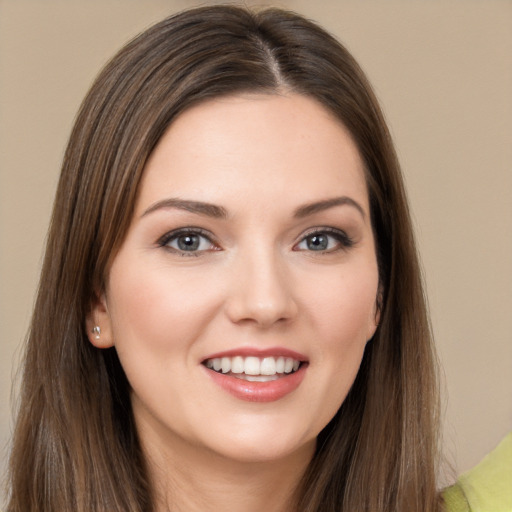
left=7, top=5, right=442, bottom=511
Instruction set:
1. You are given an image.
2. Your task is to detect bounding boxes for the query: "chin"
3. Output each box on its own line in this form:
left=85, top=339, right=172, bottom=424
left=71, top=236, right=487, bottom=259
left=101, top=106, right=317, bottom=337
left=197, top=422, right=317, bottom=465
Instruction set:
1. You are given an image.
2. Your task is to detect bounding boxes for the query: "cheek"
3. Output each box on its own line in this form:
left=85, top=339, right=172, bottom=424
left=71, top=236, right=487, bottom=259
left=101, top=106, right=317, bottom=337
left=106, top=261, right=223, bottom=359
left=312, top=264, right=379, bottom=346
left=305, top=264, right=378, bottom=416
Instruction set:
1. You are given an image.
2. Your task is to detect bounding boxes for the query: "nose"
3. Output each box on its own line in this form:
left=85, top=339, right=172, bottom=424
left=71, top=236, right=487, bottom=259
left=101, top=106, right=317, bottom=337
left=224, top=249, right=298, bottom=328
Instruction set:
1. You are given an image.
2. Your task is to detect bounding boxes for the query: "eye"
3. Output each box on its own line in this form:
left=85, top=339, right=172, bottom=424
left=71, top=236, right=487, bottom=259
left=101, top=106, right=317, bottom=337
left=294, top=228, right=353, bottom=253
left=158, top=228, right=218, bottom=255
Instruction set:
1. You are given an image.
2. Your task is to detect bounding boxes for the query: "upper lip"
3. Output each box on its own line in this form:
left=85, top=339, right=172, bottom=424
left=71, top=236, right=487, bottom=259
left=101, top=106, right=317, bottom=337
left=201, top=347, right=308, bottom=363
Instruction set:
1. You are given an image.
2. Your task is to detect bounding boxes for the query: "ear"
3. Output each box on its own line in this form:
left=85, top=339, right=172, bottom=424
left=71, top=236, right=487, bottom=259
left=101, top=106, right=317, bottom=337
left=85, top=291, right=115, bottom=349
left=366, top=287, right=382, bottom=342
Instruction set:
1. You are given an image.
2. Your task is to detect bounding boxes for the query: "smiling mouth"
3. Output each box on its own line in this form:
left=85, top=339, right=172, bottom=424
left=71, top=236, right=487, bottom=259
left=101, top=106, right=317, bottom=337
left=202, top=356, right=302, bottom=382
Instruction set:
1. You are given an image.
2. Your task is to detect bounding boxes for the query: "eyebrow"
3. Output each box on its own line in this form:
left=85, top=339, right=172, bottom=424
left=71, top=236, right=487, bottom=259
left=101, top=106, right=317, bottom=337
left=141, top=195, right=365, bottom=220
left=293, top=196, right=366, bottom=219
left=141, top=198, right=228, bottom=219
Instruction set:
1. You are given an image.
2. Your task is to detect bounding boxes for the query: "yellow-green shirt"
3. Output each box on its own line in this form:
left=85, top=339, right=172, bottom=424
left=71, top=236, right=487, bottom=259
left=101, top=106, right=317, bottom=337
left=443, top=433, right=512, bottom=512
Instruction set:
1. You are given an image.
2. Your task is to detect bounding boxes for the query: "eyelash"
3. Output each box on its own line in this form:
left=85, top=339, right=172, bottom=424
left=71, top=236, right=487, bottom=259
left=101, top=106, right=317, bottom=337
left=293, top=227, right=354, bottom=253
left=157, top=228, right=218, bottom=257
left=157, top=226, right=354, bottom=256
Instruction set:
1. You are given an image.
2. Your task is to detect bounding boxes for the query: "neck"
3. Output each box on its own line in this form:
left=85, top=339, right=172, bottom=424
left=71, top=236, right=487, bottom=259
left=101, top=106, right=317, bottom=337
left=143, top=430, right=315, bottom=512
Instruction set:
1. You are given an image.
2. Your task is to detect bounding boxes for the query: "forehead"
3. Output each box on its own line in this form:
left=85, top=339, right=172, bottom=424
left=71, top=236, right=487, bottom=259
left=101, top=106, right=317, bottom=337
left=136, top=93, right=368, bottom=214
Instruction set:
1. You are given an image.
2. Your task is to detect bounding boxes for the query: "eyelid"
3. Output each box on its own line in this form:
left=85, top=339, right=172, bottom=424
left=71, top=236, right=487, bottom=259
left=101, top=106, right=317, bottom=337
left=156, top=226, right=353, bottom=255
left=294, top=226, right=354, bottom=252
left=157, top=227, right=220, bottom=254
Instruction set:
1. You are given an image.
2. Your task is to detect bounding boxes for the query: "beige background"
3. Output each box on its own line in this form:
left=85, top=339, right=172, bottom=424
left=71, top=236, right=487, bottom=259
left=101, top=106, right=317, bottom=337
left=1, top=0, right=511, bottom=499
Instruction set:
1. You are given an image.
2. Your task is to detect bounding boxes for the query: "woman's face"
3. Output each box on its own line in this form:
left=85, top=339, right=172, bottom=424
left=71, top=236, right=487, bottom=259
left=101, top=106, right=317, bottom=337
left=89, top=93, right=379, bottom=466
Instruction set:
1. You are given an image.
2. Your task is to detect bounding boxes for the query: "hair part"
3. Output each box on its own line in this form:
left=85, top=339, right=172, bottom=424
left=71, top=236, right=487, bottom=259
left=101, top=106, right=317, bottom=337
left=7, top=5, right=442, bottom=511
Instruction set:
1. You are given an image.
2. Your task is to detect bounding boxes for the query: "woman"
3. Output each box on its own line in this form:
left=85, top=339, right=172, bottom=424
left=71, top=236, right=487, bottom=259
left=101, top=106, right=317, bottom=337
left=7, top=5, right=443, bottom=511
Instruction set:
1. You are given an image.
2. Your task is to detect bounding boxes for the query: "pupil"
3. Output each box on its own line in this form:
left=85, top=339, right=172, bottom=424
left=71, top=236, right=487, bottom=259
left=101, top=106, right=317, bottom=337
left=178, top=235, right=199, bottom=251
left=307, top=234, right=328, bottom=250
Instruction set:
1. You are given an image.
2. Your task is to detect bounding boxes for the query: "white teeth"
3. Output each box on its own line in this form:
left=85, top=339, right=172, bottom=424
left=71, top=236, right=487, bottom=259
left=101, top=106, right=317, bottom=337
left=260, top=357, right=276, bottom=375
left=204, top=355, right=302, bottom=376
left=220, top=357, right=231, bottom=374
left=244, top=356, right=260, bottom=375
left=231, top=356, right=244, bottom=374
left=284, top=357, right=294, bottom=373
left=239, top=374, right=279, bottom=382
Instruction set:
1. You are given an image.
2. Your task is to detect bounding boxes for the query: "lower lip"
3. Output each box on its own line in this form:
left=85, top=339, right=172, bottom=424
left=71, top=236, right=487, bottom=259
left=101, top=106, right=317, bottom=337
left=203, top=364, right=308, bottom=402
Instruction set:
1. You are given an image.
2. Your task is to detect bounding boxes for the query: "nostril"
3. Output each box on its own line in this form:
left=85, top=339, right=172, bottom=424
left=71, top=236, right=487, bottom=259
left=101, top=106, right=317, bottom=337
left=223, top=257, right=299, bottom=327
left=225, top=298, right=298, bottom=328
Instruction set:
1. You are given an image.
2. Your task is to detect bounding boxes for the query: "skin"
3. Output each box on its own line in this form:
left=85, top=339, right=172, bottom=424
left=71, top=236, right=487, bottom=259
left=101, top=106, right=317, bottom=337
left=87, top=93, right=380, bottom=511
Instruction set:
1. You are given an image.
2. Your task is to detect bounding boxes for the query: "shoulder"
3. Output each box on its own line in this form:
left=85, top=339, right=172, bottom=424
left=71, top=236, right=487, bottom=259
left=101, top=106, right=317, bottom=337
left=442, top=432, right=512, bottom=512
